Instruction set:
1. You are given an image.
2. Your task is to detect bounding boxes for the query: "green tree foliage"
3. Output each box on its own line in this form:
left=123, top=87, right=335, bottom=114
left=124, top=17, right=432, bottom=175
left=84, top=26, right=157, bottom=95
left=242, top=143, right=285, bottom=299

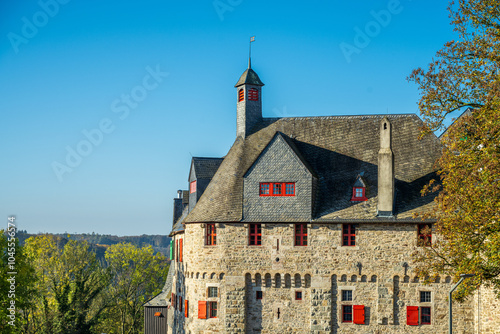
left=99, top=243, right=169, bottom=334
left=408, top=0, right=500, bottom=299
left=0, top=230, right=36, bottom=334
left=23, top=235, right=110, bottom=334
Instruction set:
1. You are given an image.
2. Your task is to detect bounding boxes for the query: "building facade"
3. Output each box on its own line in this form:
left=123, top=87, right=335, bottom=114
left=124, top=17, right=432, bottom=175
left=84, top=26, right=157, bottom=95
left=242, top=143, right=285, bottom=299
left=158, top=63, right=498, bottom=334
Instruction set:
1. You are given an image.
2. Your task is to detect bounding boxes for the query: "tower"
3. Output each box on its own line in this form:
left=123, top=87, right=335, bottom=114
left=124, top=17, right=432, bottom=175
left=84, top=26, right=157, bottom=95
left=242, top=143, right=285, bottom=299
left=234, top=58, right=264, bottom=138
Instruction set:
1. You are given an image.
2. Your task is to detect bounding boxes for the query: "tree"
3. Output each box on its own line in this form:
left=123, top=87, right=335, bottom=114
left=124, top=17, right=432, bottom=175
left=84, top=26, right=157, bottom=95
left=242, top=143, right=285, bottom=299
left=100, top=243, right=168, bottom=334
left=23, top=235, right=110, bottom=334
left=408, top=0, right=500, bottom=299
left=0, top=230, right=37, bottom=334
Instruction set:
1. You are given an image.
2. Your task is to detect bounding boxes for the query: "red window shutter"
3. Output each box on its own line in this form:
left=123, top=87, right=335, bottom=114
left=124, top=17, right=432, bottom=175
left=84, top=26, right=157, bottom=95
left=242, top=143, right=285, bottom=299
left=179, top=239, right=183, bottom=262
left=172, top=293, right=176, bottom=309
left=353, top=305, right=365, bottom=324
left=407, top=306, right=419, bottom=325
left=185, top=300, right=189, bottom=317
left=198, top=301, right=207, bottom=319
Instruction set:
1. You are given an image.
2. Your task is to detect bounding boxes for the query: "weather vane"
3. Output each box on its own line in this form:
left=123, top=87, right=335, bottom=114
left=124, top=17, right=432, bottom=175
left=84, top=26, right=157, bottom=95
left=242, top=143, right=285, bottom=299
left=249, top=36, right=255, bottom=68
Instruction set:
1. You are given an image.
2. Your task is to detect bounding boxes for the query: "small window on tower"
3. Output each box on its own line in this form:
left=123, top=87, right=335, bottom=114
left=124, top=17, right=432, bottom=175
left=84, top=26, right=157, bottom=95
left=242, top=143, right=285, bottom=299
left=238, top=88, right=244, bottom=102
left=190, top=180, right=197, bottom=194
left=248, top=88, right=259, bottom=101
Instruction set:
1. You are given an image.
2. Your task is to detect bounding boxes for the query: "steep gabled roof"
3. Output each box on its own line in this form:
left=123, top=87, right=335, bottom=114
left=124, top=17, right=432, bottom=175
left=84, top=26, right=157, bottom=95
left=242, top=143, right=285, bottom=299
left=189, top=157, right=224, bottom=180
left=234, top=68, right=265, bottom=87
left=243, top=132, right=317, bottom=179
left=183, top=114, right=442, bottom=223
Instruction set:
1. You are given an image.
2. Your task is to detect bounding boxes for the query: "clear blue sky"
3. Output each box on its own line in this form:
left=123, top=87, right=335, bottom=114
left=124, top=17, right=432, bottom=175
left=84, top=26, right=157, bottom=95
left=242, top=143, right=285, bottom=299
left=0, top=0, right=456, bottom=236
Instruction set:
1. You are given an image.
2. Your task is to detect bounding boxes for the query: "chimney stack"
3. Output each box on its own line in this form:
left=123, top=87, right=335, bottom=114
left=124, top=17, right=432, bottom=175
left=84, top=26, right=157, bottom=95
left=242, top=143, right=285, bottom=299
left=377, top=117, right=394, bottom=216
left=173, top=190, right=184, bottom=224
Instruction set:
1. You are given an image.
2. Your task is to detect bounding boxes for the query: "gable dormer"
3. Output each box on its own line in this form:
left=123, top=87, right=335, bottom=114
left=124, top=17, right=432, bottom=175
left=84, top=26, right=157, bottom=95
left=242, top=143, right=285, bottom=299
left=235, top=63, right=264, bottom=138
left=243, top=132, right=317, bottom=221
left=188, top=157, right=223, bottom=212
left=351, top=175, right=368, bottom=201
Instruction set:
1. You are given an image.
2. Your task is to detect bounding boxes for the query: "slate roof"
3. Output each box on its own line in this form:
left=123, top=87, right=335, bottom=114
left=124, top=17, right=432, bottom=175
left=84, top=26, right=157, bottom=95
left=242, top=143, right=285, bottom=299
left=191, top=157, right=224, bottom=179
left=234, top=68, right=265, bottom=87
left=183, top=114, right=442, bottom=223
left=170, top=205, right=188, bottom=236
left=143, top=264, right=174, bottom=307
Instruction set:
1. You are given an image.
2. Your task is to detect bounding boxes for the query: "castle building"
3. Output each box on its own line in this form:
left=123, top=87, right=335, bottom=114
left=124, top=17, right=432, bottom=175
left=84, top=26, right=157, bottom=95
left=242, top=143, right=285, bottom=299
left=145, top=61, right=500, bottom=334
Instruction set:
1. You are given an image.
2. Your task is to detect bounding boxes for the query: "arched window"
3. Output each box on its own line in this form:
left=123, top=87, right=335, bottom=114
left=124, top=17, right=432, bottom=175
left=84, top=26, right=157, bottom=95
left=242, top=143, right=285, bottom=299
left=238, top=89, right=244, bottom=102
left=248, top=88, right=259, bottom=101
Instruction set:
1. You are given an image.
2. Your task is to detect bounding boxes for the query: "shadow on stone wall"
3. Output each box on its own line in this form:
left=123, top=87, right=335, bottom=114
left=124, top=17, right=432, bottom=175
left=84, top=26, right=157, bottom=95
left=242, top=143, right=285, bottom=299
left=331, top=275, right=339, bottom=333
left=246, top=273, right=263, bottom=333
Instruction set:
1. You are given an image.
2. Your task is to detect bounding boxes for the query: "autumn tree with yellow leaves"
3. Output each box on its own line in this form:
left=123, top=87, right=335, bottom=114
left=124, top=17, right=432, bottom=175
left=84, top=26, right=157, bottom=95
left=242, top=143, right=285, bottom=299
left=408, top=0, right=500, bottom=300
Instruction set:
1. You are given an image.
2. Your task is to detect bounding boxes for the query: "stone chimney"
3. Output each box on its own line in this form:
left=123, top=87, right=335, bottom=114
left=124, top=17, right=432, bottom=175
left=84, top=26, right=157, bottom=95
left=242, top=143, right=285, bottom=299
left=377, top=117, right=394, bottom=216
left=173, top=190, right=184, bottom=224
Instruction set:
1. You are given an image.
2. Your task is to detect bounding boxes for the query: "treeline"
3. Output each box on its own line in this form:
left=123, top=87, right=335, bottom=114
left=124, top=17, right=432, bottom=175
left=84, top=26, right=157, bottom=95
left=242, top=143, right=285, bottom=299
left=1, top=232, right=169, bottom=334
left=16, top=231, right=171, bottom=257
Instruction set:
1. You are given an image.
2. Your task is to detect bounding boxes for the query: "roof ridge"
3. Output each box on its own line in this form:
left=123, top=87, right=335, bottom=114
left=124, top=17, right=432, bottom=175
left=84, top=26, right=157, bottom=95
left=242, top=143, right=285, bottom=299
left=263, top=114, right=417, bottom=121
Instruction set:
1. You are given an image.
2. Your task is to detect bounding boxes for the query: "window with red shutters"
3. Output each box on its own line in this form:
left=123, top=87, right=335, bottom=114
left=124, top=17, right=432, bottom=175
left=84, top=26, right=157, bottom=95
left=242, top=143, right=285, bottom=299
left=206, top=223, right=216, bottom=246
left=179, top=239, right=183, bottom=262
left=407, top=306, right=419, bottom=325
left=190, top=180, right=196, bottom=194
left=421, top=307, right=431, bottom=324
left=185, top=300, right=189, bottom=318
left=249, top=224, right=262, bottom=245
left=295, top=223, right=307, bottom=246
left=342, top=224, right=356, bottom=246
left=198, top=301, right=207, bottom=319
left=176, top=240, right=179, bottom=262
left=418, top=224, right=432, bottom=246
left=353, top=305, right=365, bottom=324
left=248, top=88, right=259, bottom=101
left=342, top=305, right=353, bottom=322
left=259, top=182, right=295, bottom=196
left=238, top=89, right=244, bottom=102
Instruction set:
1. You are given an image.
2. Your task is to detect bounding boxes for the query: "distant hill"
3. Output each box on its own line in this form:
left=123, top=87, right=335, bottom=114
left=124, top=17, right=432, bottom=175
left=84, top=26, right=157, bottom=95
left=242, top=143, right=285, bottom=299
left=16, top=231, right=171, bottom=258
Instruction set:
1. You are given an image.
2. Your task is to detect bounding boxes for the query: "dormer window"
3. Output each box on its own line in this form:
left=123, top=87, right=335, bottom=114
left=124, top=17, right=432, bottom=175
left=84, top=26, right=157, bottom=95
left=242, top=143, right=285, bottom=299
left=351, top=175, right=367, bottom=201
left=238, top=88, right=244, bottom=102
left=248, top=88, right=259, bottom=101
left=352, top=187, right=366, bottom=201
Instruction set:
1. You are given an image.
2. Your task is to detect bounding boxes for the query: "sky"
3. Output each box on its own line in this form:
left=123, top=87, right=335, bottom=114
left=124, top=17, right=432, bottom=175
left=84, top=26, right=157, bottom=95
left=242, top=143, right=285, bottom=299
left=0, top=0, right=458, bottom=236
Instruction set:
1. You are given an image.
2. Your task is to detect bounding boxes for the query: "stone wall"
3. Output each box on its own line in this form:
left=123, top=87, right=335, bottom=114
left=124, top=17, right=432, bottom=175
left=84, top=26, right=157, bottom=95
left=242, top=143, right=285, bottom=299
left=174, top=222, right=476, bottom=333
left=474, top=285, right=500, bottom=334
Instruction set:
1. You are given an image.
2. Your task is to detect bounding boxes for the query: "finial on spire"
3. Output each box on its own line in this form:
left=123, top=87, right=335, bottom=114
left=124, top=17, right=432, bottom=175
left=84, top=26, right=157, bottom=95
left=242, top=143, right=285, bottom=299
left=249, top=36, right=255, bottom=69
